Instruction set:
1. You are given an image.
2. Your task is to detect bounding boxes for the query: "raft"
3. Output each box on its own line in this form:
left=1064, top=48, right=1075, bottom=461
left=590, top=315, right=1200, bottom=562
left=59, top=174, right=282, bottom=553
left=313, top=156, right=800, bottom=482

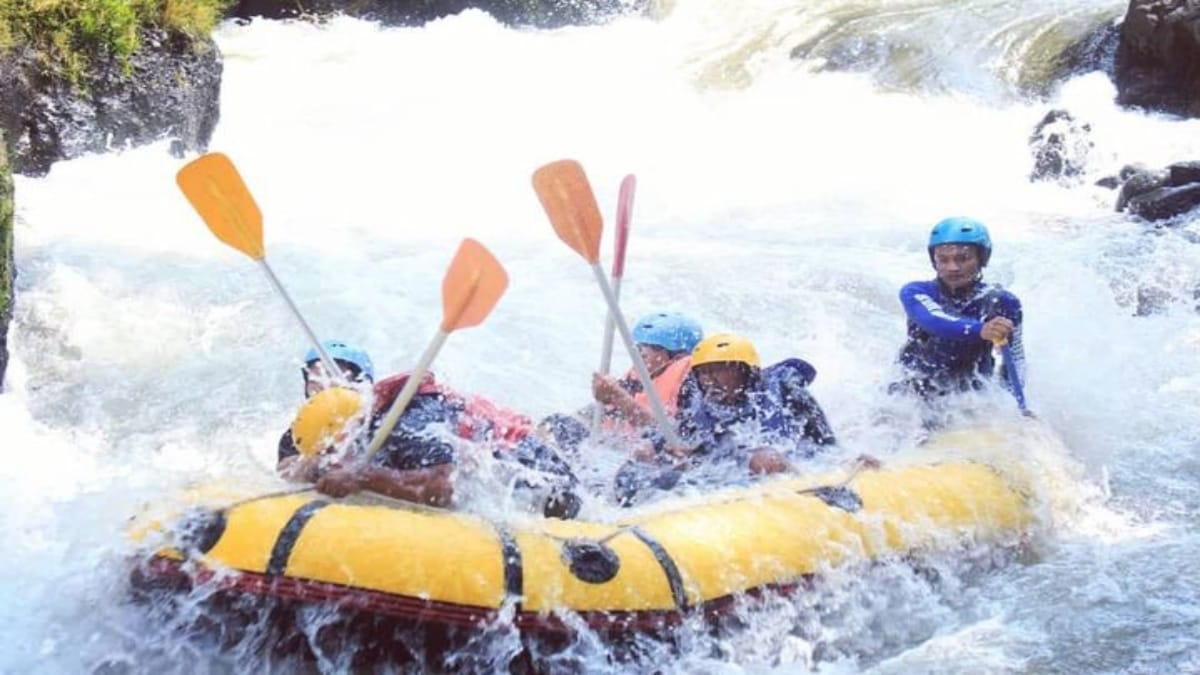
left=128, top=432, right=1034, bottom=634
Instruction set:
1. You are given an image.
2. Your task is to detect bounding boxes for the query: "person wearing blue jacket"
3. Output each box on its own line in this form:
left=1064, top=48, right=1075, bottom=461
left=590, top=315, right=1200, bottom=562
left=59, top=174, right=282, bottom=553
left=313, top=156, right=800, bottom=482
left=614, top=333, right=836, bottom=505
left=893, top=217, right=1025, bottom=400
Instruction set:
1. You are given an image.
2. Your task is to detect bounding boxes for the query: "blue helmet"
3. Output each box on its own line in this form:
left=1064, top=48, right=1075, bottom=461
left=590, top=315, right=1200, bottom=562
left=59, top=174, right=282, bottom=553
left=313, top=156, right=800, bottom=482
left=304, top=340, right=374, bottom=381
left=632, top=312, right=704, bottom=355
left=928, top=217, right=992, bottom=266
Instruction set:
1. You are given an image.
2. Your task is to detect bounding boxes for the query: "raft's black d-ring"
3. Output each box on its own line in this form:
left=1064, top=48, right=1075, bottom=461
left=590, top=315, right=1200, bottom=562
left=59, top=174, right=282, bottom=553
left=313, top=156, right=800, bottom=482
left=173, top=507, right=227, bottom=556
left=809, top=485, right=863, bottom=513
left=561, top=539, right=621, bottom=584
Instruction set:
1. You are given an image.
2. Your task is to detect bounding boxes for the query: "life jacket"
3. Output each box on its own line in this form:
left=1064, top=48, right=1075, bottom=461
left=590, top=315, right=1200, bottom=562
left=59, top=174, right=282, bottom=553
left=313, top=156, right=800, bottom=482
left=601, top=356, right=693, bottom=436
left=631, top=355, right=693, bottom=417
left=372, top=372, right=533, bottom=447
left=682, top=358, right=817, bottom=456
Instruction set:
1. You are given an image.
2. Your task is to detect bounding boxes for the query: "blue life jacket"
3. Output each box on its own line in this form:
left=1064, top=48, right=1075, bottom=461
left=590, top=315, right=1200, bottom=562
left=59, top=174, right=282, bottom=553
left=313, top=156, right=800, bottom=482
left=898, top=278, right=1024, bottom=385
left=676, top=358, right=834, bottom=464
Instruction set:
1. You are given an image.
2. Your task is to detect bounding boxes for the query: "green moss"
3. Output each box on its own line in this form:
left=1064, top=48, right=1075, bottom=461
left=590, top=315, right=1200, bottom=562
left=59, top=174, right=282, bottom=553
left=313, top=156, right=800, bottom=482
left=0, top=0, right=232, bottom=83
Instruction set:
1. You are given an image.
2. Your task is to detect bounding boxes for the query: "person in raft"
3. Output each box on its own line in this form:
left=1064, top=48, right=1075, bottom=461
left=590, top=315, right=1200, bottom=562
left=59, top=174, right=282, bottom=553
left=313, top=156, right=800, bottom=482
left=890, top=216, right=1025, bottom=402
left=536, top=311, right=704, bottom=454
left=278, top=340, right=583, bottom=519
left=614, top=333, right=838, bottom=505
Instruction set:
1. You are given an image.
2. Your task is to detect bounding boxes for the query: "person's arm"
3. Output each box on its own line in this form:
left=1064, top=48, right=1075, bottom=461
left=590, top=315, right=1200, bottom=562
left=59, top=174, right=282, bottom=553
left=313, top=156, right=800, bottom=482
left=277, top=429, right=321, bottom=483
left=593, top=373, right=654, bottom=426
left=360, top=463, right=454, bottom=506
left=774, top=372, right=837, bottom=447
left=900, top=281, right=984, bottom=340
left=315, top=463, right=454, bottom=506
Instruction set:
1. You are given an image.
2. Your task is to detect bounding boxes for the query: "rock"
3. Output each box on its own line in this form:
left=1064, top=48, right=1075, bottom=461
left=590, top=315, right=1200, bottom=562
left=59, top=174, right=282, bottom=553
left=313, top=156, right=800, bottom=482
left=228, top=0, right=643, bottom=28
left=1116, top=167, right=1170, bottom=211
left=0, top=27, right=222, bottom=177
left=1169, top=160, right=1200, bottom=185
left=1126, top=183, right=1200, bottom=220
left=1114, top=0, right=1200, bottom=118
left=1053, top=20, right=1122, bottom=82
left=0, top=136, right=11, bottom=389
left=1029, top=109, right=1093, bottom=183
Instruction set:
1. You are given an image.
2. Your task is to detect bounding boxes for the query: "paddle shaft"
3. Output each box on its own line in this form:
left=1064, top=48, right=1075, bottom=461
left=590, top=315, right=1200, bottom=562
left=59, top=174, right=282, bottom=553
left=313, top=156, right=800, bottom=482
left=257, top=259, right=346, bottom=386
left=589, top=263, right=682, bottom=446
left=591, top=276, right=624, bottom=431
left=364, top=329, right=449, bottom=460
left=1001, top=343, right=1029, bottom=413
left=591, top=175, right=635, bottom=432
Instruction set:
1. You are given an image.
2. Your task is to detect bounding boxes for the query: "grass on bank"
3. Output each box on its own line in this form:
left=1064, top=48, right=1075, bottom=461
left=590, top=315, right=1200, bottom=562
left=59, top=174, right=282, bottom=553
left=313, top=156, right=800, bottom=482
left=0, top=0, right=231, bottom=80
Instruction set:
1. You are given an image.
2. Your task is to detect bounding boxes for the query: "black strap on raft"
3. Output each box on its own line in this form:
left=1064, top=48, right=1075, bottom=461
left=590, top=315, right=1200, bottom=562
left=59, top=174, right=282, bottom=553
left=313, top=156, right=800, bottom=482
left=266, top=500, right=331, bottom=576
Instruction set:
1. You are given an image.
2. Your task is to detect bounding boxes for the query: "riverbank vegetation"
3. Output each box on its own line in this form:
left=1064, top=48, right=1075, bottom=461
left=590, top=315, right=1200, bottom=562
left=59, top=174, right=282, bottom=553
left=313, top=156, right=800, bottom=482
left=0, top=0, right=229, bottom=79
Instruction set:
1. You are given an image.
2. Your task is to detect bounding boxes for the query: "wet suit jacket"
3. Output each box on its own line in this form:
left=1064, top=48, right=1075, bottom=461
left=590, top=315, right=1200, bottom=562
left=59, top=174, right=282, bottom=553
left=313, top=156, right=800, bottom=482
left=674, top=358, right=837, bottom=464
left=615, top=359, right=836, bottom=505
left=896, top=278, right=1025, bottom=396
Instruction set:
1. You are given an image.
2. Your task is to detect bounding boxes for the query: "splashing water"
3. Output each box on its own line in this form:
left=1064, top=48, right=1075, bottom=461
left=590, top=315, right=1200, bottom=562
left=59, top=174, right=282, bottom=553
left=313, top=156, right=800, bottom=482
left=4, top=0, right=1200, bottom=671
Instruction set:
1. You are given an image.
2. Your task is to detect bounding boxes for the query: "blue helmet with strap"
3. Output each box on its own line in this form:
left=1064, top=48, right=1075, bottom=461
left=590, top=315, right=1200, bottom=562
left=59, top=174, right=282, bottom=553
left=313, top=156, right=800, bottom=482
left=632, top=312, right=704, bottom=355
left=304, top=340, right=374, bottom=381
left=928, top=216, right=992, bottom=266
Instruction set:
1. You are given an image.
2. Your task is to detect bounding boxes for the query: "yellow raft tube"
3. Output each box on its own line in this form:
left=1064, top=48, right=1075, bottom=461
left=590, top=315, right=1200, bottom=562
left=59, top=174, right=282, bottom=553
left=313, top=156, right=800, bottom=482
left=130, top=450, right=1032, bottom=633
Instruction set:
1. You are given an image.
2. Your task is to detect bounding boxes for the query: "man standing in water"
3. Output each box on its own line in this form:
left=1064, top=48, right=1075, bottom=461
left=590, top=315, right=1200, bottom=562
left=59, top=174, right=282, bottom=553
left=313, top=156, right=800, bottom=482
left=892, top=217, right=1025, bottom=401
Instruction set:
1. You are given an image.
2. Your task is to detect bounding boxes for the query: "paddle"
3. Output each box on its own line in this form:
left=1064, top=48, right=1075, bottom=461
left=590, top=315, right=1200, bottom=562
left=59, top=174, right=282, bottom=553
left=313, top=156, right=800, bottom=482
left=1000, top=343, right=1031, bottom=415
left=591, top=174, right=637, bottom=432
left=364, top=238, right=508, bottom=460
left=176, top=152, right=346, bottom=385
left=533, top=160, right=683, bottom=446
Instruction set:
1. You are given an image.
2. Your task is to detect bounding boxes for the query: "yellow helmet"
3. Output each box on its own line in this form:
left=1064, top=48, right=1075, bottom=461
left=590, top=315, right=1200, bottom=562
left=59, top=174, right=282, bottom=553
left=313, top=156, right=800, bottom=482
left=691, top=333, right=760, bottom=368
left=291, top=387, right=365, bottom=457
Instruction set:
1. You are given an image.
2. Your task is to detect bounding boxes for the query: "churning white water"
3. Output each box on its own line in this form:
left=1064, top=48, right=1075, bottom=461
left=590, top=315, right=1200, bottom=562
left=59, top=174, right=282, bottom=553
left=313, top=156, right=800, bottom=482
left=4, top=0, right=1200, bottom=671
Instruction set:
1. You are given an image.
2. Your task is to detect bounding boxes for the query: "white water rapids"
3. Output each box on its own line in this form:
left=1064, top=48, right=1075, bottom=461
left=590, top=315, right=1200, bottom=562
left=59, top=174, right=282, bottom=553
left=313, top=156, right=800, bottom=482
left=3, top=0, right=1200, bottom=671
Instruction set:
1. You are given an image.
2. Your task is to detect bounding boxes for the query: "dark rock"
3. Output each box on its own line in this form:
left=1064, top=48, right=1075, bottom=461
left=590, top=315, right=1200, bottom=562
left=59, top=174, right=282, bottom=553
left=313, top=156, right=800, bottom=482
left=1054, top=19, right=1122, bottom=81
left=0, top=27, right=222, bottom=177
left=1169, top=160, right=1200, bottom=185
left=1126, top=183, right=1200, bottom=220
left=1116, top=167, right=1170, bottom=211
left=0, top=136, right=10, bottom=389
left=229, top=0, right=643, bottom=29
left=1029, top=109, right=1093, bottom=183
left=1114, top=0, right=1200, bottom=118
left=1096, top=175, right=1122, bottom=189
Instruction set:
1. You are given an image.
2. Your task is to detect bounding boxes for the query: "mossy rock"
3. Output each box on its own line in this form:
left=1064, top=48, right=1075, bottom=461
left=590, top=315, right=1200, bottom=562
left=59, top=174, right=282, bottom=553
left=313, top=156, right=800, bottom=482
left=0, top=133, right=12, bottom=389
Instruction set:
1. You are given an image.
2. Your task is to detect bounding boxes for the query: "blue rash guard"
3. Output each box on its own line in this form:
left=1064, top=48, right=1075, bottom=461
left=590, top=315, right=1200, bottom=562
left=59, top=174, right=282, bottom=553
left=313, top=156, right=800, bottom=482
left=896, top=278, right=1025, bottom=395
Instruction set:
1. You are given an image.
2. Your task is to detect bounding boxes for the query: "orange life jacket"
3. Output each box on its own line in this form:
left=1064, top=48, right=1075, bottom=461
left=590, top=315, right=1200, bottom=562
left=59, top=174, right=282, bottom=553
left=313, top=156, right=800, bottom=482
left=632, top=355, right=693, bottom=417
left=372, top=372, right=533, bottom=447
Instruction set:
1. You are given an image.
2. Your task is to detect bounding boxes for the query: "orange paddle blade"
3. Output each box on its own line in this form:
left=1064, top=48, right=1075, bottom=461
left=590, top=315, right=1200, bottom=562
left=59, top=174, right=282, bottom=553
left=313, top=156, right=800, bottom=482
left=440, top=238, right=508, bottom=332
left=532, top=159, right=603, bottom=263
left=176, top=153, right=265, bottom=260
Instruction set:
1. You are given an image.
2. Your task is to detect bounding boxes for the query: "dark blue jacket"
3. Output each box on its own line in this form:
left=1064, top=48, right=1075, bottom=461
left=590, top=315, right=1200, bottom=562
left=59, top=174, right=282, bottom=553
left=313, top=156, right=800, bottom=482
left=673, top=358, right=837, bottom=466
left=898, top=278, right=1025, bottom=388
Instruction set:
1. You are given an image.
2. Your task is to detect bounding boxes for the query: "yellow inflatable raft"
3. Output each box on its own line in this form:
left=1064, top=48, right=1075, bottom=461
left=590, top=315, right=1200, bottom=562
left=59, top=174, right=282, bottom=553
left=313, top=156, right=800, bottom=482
left=129, top=446, right=1032, bottom=633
